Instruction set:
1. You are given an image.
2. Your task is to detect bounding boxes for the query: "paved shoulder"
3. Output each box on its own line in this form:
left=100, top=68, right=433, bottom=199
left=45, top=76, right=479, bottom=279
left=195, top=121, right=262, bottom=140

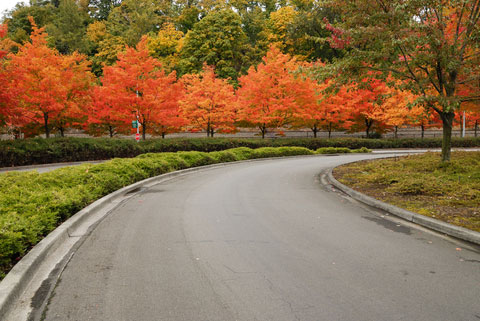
left=42, top=155, right=480, bottom=321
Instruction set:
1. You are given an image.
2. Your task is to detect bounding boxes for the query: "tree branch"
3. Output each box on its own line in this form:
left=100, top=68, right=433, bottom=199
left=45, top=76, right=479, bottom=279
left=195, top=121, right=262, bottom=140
left=418, top=65, right=441, bottom=93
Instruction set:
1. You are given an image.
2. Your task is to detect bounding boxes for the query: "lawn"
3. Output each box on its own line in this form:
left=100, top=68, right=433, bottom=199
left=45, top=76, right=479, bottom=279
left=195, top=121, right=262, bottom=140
left=334, top=152, right=480, bottom=232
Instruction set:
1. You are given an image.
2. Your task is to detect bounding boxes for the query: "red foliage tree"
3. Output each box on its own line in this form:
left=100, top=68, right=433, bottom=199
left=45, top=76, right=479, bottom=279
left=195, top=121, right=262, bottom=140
left=345, top=77, right=391, bottom=138
left=86, top=85, right=130, bottom=137
left=7, top=18, right=73, bottom=138
left=293, top=77, right=356, bottom=138
left=371, top=86, right=423, bottom=138
left=0, top=24, right=11, bottom=128
left=237, top=47, right=302, bottom=138
left=53, top=52, right=94, bottom=136
left=102, top=36, right=184, bottom=140
left=180, top=65, right=237, bottom=137
left=1, top=24, right=23, bottom=134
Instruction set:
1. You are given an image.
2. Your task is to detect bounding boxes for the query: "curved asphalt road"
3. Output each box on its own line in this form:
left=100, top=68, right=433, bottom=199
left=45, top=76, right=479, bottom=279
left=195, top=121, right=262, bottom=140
left=42, top=155, right=480, bottom=321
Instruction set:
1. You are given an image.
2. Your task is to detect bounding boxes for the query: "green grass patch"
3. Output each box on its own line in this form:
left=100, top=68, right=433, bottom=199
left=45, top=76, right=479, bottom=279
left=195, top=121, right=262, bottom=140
left=0, top=147, right=319, bottom=280
left=334, top=152, right=480, bottom=233
left=1, top=136, right=478, bottom=167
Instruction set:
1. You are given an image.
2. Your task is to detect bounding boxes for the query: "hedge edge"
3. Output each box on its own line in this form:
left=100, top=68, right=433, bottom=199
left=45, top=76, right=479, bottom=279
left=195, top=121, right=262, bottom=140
left=326, top=167, right=480, bottom=245
left=0, top=154, right=322, bottom=320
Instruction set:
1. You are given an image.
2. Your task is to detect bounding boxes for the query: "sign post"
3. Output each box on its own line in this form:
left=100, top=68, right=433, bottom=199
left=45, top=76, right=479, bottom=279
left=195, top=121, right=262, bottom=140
left=132, top=115, right=141, bottom=142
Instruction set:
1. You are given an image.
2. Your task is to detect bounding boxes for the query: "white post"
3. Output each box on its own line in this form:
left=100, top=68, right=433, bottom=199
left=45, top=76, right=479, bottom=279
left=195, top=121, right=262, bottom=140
left=136, top=89, right=140, bottom=142
left=136, top=113, right=140, bottom=142
left=462, top=111, right=466, bottom=138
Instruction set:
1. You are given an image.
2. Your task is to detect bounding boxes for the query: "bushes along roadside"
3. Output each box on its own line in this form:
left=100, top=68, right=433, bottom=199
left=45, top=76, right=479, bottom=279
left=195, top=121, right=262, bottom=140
left=1, top=137, right=479, bottom=167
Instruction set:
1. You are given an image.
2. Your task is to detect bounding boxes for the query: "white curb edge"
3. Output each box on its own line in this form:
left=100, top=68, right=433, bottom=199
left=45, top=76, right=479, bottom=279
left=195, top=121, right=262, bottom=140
left=326, top=168, right=480, bottom=245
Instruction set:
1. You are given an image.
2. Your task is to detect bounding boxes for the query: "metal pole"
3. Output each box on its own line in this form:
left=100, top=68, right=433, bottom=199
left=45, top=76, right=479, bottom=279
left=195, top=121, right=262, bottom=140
left=136, top=89, right=140, bottom=142
left=136, top=113, right=140, bottom=141
left=462, top=111, right=466, bottom=138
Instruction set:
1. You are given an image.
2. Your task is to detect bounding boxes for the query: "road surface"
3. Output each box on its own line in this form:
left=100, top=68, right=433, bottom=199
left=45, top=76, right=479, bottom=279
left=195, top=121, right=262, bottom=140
left=40, top=155, right=480, bottom=321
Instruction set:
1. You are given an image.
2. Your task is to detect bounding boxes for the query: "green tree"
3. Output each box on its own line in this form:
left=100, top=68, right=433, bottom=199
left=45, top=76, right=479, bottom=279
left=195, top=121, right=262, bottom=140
left=46, top=0, right=93, bottom=54
left=321, top=0, right=480, bottom=161
left=176, top=6, right=201, bottom=33
left=86, top=20, right=126, bottom=74
left=179, top=9, right=252, bottom=79
left=88, top=0, right=121, bottom=20
left=106, top=0, right=172, bottom=46
left=4, top=2, right=57, bottom=45
left=240, top=7, right=270, bottom=64
left=147, top=22, right=184, bottom=72
left=287, top=5, right=343, bottom=62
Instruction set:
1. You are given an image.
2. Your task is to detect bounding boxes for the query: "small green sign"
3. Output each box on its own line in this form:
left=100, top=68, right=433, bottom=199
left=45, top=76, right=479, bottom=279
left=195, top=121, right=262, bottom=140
left=132, top=120, right=139, bottom=128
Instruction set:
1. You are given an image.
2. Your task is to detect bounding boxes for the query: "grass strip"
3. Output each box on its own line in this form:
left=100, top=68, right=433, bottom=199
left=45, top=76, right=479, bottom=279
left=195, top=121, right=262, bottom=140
left=0, top=146, right=369, bottom=279
left=334, top=152, right=480, bottom=233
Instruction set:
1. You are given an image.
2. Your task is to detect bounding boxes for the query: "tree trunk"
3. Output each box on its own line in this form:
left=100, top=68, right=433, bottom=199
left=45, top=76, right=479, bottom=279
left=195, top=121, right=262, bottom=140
left=365, top=118, right=373, bottom=138
left=210, top=128, right=214, bottom=137
left=162, top=132, right=166, bottom=139
left=108, top=125, right=114, bottom=138
left=260, top=124, right=266, bottom=139
left=142, top=122, right=146, bottom=140
left=328, top=122, right=333, bottom=139
left=206, top=122, right=211, bottom=137
left=312, top=124, right=318, bottom=138
left=59, top=126, right=65, bottom=137
left=421, top=125, right=425, bottom=139
left=460, top=113, right=464, bottom=136
left=394, top=126, right=398, bottom=139
left=440, top=112, right=455, bottom=162
left=475, top=120, right=478, bottom=137
left=44, top=113, right=50, bottom=138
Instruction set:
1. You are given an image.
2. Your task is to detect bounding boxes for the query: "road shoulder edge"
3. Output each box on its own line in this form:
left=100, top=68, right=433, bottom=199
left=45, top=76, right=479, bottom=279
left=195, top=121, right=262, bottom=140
left=326, top=166, right=480, bottom=246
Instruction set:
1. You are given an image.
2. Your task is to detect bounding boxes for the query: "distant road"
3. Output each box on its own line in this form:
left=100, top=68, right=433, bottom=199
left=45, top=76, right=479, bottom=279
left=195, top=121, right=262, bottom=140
left=39, top=154, right=480, bottom=321
left=0, top=160, right=105, bottom=174
left=2, top=148, right=479, bottom=174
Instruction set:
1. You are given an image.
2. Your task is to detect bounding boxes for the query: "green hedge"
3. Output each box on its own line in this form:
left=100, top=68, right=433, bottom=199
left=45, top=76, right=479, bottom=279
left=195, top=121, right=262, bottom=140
left=2, top=146, right=345, bottom=279
left=1, top=137, right=479, bottom=167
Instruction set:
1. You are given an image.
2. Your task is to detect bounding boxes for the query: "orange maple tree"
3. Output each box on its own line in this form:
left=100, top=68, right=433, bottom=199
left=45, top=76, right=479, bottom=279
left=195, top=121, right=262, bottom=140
left=87, top=84, right=130, bottom=137
left=0, top=24, right=12, bottom=128
left=53, top=52, right=94, bottom=136
left=371, top=86, right=422, bottom=138
left=345, top=77, right=392, bottom=138
left=102, top=36, right=184, bottom=140
left=237, top=47, right=301, bottom=138
left=180, top=65, right=236, bottom=137
left=293, top=77, right=356, bottom=138
left=7, top=18, right=70, bottom=138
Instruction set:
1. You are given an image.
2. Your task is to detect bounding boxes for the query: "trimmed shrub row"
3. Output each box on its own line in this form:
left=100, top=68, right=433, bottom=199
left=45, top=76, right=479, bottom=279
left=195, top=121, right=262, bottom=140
left=1, top=137, right=479, bottom=167
left=1, top=146, right=367, bottom=279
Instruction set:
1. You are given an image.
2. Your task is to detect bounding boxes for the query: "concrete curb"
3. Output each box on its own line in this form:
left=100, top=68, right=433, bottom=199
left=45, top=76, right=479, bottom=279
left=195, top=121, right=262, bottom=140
left=326, top=168, right=480, bottom=246
left=0, top=153, right=325, bottom=319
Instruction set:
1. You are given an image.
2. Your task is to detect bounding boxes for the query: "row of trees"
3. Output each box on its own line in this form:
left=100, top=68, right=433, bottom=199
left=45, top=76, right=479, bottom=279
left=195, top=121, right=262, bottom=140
left=2, top=0, right=480, bottom=161
left=1, top=20, right=479, bottom=143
